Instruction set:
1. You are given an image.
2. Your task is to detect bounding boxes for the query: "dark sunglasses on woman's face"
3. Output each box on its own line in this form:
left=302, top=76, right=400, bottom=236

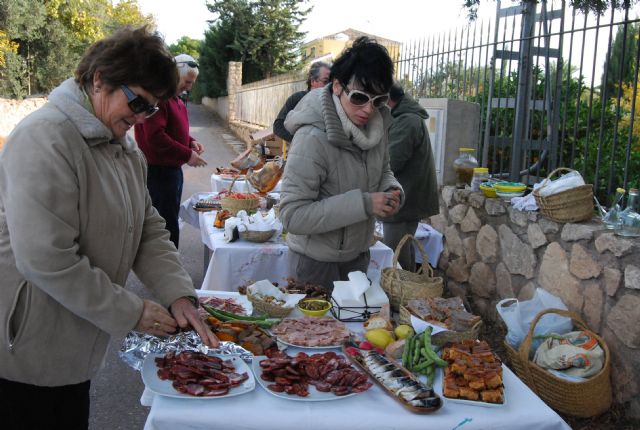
left=341, top=84, right=389, bottom=108
left=178, top=61, right=199, bottom=68
left=120, top=85, right=159, bottom=118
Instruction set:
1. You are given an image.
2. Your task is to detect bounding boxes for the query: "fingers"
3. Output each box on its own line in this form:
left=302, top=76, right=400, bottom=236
left=136, top=300, right=177, bottom=335
left=170, top=297, right=220, bottom=348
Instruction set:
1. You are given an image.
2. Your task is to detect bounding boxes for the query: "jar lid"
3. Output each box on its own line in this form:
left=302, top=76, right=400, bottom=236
left=459, top=148, right=476, bottom=152
left=473, top=168, right=489, bottom=173
left=616, top=187, right=626, bottom=193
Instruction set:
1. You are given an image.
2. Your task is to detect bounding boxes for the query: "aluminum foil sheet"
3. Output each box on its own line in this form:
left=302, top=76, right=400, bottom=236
left=119, top=330, right=253, bottom=371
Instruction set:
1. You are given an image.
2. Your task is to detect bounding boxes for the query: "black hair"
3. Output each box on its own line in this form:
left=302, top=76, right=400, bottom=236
left=389, top=82, right=405, bottom=102
left=330, top=36, right=394, bottom=95
left=75, top=26, right=178, bottom=100
left=307, top=61, right=331, bottom=90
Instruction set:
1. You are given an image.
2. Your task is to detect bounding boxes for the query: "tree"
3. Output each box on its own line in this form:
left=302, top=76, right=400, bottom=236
left=462, top=0, right=639, bottom=20
left=0, top=0, right=154, bottom=98
left=601, top=22, right=639, bottom=101
left=199, top=0, right=310, bottom=97
left=169, top=36, right=202, bottom=59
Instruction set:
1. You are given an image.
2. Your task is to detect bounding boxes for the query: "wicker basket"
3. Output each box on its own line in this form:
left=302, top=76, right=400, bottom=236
left=504, top=308, right=612, bottom=417
left=240, top=229, right=276, bottom=243
left=220, top=176, right=260, bottom=215
left=381, top=234, right=443, bottom=312
left=533, top=168, right=594, bottom=223
left=246, top=291, right=293, bottom=318
left=399, top=305, right=482, bottom=347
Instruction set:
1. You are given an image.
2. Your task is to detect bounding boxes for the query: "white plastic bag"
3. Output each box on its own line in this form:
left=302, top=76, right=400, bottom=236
left=496, top=288, right=573, bottom=352
left=538, top=170, right=586, bottom=197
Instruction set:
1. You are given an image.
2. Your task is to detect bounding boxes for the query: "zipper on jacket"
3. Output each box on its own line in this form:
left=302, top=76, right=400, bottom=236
left=6, top=281, right=30, bottom=353
left=339, top=228, right=345, bottom=250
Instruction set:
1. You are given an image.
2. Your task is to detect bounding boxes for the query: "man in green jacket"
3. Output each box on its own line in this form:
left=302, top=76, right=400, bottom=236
left=380, top=83, right=439, bottom=271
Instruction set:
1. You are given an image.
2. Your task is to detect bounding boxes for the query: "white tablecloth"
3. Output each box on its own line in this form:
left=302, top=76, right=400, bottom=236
left=211, top=173, right=282, bottom=193
left=199, top=211, right=394, bottom=291
left=141, top=355, right=569, bottom=430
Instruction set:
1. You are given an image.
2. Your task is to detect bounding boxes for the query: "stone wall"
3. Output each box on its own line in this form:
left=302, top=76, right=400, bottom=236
left=0, top=97, right=48, bottom=140
left=433, top=186, right=640, bottom=417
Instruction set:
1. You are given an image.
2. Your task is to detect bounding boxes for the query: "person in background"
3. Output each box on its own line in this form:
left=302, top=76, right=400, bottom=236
left=272, top=61, right=331, bottom=144
left=380, top=82, right=439, bottom=271
left=134, top=53, right=206, bottom=248
left=0, top=27, right=218, bottom=430
left=279, top=37, right=404, bottom=293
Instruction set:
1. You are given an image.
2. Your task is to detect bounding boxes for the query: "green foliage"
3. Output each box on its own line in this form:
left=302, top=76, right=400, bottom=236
left=0, top=0, right=154, bottom=98
left=601, top=22, right=638, bottom=103
left=169, top=36, right=202, bottom=59
left=199, top=0, right=310, bottom=97
left=463, top=0, right=639, bottom=21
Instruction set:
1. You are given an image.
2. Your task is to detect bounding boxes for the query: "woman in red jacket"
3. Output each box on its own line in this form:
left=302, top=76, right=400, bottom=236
left=135, top=54, right=207, bottom=248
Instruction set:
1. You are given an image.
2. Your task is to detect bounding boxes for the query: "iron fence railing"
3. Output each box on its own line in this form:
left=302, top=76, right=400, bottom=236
left=395, top=0, right=640, bottom=206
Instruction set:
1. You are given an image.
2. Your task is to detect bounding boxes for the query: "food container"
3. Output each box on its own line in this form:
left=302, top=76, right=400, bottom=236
left=452, top=148, right=478, bottom=188
left=296, top=299, right=332, bottom=317
left=479, top=182, right=497, bottom=198
left=493, top=181, right=527, bottom=193
left=470, top=168, right=489, bottom=192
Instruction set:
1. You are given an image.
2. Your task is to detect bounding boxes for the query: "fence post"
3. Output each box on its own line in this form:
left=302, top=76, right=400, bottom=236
left=227, top=61, right=242, bottom=123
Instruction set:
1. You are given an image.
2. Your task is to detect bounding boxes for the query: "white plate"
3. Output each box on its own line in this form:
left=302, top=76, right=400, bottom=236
left=251, top=356, right=357, bottom=401
left=434, top=365, right=506, bottom=408
left=142, top=353, right=255, bottom=399
left=275, top=337, right=343, bottom=350
left=197, top=290, right=253, bottom=315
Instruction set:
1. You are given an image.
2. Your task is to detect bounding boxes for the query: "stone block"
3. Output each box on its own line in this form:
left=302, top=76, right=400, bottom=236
left=625, top=264, right=640, bottom=290
left=560, top=223, right=599, bottom=242
left=601, top=326, right=640, bottom=404
left=454, top=189, right=472, bottom=204
left=469, top=262, right=496, bottom=298
left=449, top=204, right=468, bottom=224
left=461, top=207, right=482, bottom=232
left=446, top=257, right=470, bottom=283
left=508, top=207, right=529, bottom=227
left=485, top=198, right=506, bottom=216
left=538, top=217, right=559, bottom=234
left=527, top=223, right=547, bottom=249
left=442, top=186, right=455, bottom=207
left=499, top=224, right=536, bottom=279
left=539, top=242, right=583, bottom=312
left=569, top=243, right=602, bottom=279
left=429, top=214, right=447, bottom=235
left=476, top=224, right=498, bottom=263
left=517, top=282, right=537, bottom=301
left=606, top=293, right=640, bottom=348
left=496, top=262, right=515, bottom=299
left=594, top=232, right=634, bottom=257
left=444, top=225, right=464, bottom=257
left=463, top=236, right=478, bottom=265
left=468, top=193, right=485, bottom=209
left=604, top=267, right=622, bottom=296
left=583, top=281, right=604, bottom=331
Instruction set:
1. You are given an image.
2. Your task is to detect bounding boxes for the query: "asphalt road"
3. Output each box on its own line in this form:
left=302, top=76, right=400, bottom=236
left=89, top=103, right=241, bottom=430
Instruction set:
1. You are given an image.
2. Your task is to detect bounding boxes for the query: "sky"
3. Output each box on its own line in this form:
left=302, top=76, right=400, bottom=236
left=135, top=0, right=492, bottom=45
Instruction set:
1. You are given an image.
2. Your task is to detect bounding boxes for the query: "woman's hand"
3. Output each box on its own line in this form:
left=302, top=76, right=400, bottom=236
left=371, top=190, right=402, bottom=217
left=170, top=297, right=220, bottom=348
left=135, top=299, right=178, bottom=336
left=190, top=141, right=205, bottom=155
left=187, top=150, right=207, bottom=167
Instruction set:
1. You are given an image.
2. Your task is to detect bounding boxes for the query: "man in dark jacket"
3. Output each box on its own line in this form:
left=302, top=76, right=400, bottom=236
left=273, top=61, right=330, bottom=143
left=380, top=82, right=439, bottom=271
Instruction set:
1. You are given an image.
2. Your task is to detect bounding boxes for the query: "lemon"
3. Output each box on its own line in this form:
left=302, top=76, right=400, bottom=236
left=365, top=328, right=395, bottom=349
left=394, top=324, right=414, bottom=340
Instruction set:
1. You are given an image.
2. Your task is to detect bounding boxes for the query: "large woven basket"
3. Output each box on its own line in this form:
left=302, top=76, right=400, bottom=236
left=246, top=291, right=293, bottom=318
left=381, top=234, right=443, bottom=312
left=220, top=176, right=260, bottom=215
left=399, top=305, right=482, bottom=347
left=504, top=308, right=612, bottom=417
left=533, top=167, right=594, bottom=223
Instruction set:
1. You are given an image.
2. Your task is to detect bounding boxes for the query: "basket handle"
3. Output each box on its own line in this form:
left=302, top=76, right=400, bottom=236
left=391, top=234, right=433, bottom=279
left=228, top=175, right=239, bottom=192
left=517, top=307, right=587, bottom=386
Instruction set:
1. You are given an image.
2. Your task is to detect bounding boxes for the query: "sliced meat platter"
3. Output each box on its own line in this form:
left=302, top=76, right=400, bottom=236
left=155, top=351, right=249, bottom=397
left=271, top=316, right=351, bottom=347
left=258, top=350, right=372, bottom=397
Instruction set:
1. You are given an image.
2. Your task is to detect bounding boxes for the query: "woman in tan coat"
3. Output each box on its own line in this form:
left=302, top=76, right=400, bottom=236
left=0, top=27, right=218, bottom=429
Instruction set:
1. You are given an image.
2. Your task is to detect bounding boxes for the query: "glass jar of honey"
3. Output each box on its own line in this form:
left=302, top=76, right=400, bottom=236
left=453, top=148, right=478, bottom=188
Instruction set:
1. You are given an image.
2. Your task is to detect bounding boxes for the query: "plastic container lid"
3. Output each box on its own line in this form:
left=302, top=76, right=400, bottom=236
left=473, top=168, right=489, bottom=173
left=459, top=148, right=476, bottom=152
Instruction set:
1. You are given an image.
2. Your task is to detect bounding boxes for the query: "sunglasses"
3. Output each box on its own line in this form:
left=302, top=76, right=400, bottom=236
left=341, top=84, right=389, bottom=108
left=120, top=85, right=159, bottom=118
left=178, top=61, right=199, bottom=68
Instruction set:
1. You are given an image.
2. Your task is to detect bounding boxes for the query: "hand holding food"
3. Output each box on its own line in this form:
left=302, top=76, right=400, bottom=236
left=171, top=297, right=220, bottom=348
left=135, top=299, right=178, bottom=336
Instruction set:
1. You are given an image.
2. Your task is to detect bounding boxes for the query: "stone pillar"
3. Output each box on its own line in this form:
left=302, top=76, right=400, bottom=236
left=227, top=61, right=242, bottom=123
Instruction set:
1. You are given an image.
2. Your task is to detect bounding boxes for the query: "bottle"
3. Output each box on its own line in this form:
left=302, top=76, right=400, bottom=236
left=470, top=167, right=489, bottom=192
left=602, top=187, right=625, bottom=230
left=618, top=188, right=640, bottom=237
left=452, top=148, right=478, bottom=189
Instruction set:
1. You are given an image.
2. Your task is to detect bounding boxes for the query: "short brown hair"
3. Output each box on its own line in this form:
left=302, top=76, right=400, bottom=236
left=75, top=26, right=178, bottom=100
